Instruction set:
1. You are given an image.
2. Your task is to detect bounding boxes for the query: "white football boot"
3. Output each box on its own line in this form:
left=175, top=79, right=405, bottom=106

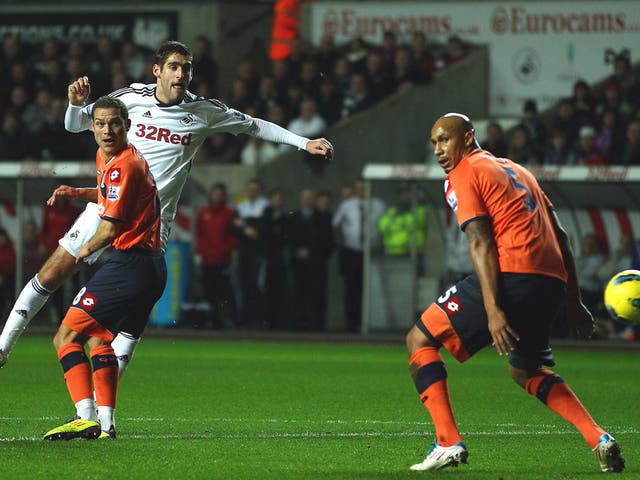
left=410, top=440, right=468, bottom=471
left=592, top=433, right=625, bottom=473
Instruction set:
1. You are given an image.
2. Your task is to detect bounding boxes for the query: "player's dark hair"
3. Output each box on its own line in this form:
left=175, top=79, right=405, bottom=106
left=92, top=96, right=128, bottom=120
left=154, top=40, right=193, bottom=67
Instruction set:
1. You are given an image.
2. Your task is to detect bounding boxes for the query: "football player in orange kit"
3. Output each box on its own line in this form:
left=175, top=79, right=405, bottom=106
left=405, top=113, right=624, bottom=473
left=43, top=96, right=166, bottom=440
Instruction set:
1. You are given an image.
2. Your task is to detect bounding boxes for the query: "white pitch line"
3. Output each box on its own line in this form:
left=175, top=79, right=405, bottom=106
left=0, top=416, right=633, bottom=430
left=2, top=428, right=640, bottom=443
left=1, top=416, right=639, bottom=430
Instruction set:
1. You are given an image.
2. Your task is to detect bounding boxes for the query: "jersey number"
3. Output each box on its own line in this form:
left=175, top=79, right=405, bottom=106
left=501, top=166, right=536, bottom=212
left=438, top=285, right=458, bottom=303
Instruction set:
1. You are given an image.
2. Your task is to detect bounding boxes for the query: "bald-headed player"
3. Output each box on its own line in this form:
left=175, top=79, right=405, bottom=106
left=405, top=113, right=624, bottom=473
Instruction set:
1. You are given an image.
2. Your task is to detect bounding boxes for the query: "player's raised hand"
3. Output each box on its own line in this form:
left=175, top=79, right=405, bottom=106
left=68, top=76, right=91, bottom=106
left=46, top=185, right=76, bottom=206
left=306, top=138, right=334, bottom=161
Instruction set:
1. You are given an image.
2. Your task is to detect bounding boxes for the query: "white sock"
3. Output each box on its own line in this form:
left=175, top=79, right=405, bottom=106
left=112, top=332, right=140, bottom=379
left=75, top=398, right=98, bottom=422
left=0, top=275, right=51, bottom=354
left=97, top=406, right=115, bottom=431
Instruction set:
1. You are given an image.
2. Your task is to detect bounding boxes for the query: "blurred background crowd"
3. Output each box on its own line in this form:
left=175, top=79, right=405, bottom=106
left=0, top=31, right=467, bottom=164
left=0, top=27, right=638, bottom=341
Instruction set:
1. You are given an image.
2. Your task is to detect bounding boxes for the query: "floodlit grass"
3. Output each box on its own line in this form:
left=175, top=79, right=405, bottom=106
left=0, top=335, right=638, bottom=479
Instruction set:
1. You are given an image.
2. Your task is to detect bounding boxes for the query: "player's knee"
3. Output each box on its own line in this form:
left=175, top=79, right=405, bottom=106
left=406, top=325, right=435, bottom=355
left=52, top=331, right=67, bottom=351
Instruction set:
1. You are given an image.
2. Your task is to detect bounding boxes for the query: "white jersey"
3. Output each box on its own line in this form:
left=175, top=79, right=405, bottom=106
left=66, top=83, right=310, bottom=249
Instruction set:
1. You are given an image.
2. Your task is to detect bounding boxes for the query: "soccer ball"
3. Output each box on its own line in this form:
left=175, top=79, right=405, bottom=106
left=603, top=270, right=640, bottom=325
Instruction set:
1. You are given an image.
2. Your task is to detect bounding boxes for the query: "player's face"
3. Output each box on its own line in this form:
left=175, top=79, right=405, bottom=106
left=431, top=119, right=473, bottom=173
left=92, top=107, right=130, bottom=158
left=153, top=53, right=193, bottom=105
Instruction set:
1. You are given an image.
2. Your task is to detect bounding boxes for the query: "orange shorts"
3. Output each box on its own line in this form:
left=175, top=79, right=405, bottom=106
left=62, top=307, right=115, bottom=343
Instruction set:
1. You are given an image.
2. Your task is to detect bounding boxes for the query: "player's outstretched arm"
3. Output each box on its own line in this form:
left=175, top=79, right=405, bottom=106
left=65, top=76, right=93, bottom=132
left=250, top=117, right=334, bottom=160
left=46, top=185, right=98, bottom=206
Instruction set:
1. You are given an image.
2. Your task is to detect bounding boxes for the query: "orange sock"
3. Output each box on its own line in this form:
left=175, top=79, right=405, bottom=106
left=90, top=345, right=118, bottom=408
left=525, top=369, right=605, bottom=448
left=409, top=346, right=462, bottom=446
left=58, top=343, right=92, bottom=404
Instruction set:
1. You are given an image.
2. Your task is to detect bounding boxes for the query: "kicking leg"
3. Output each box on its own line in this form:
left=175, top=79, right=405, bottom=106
left=0, top=247, right=79, bottom=365
left=511, top=366, right=624, bottom=473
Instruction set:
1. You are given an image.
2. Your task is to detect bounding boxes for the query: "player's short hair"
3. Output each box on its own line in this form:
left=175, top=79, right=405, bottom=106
left=92, top=96, right=128, bottom=120
left=154, top=40, right=193, bottom=67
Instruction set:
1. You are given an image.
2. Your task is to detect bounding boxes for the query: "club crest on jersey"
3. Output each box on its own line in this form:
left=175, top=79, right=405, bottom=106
left=109, top=168, right=121, bottom=183
left=180, top=113, right=195, bottom=126
left=107, top=185, right=120, bottom=201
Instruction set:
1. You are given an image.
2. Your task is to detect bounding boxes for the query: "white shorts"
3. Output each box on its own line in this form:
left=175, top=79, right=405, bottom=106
left=58, top=202, right=108, bottom=264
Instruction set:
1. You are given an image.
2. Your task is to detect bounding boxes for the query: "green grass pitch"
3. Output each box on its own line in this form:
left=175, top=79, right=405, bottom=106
left=0, top=335, right=637, bottom=479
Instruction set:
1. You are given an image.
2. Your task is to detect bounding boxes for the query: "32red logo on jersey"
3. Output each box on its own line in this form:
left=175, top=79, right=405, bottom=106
left=135, top=124, right=193, bottom=145
left=444, top=296, right=462, bottom=316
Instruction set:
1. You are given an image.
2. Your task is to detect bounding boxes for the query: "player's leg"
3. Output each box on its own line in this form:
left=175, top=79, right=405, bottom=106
left=0, top=202, right=104, bottom=366
left=0, top=247, right=79, bottom=365
left=407, top=275, right=493, bottom=471
left=95, top=250, right=167, bottom=428
left=44, top=321, right=100, bottom=441
left=407, top=323, right=463, bottom=445
left=111, top=331, right=140, bottom=379
left=406, top=320, right=467, bottom=472
left=506, top=274, right=624, bottom=473
left=511, top=364, right=624, bottom=472
left=87, top=335, right=118, bottom=438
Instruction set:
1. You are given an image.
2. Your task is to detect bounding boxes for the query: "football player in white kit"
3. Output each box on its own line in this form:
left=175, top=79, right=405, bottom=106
left=0, top=41, right=334, bottom=376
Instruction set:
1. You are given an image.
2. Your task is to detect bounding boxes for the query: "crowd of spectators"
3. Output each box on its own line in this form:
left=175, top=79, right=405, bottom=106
left=193, top=179, right=356, bottom=332
left=0, top=31, right=468, bottom=165
left=4, top=32, right=640, bottom=336
left=481, top=51, right=640, bottom=166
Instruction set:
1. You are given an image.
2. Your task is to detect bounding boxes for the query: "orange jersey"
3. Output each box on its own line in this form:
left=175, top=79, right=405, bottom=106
left=444, top=149, right=568, bottom=283
left=96, top=144, right=161, bottom=250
